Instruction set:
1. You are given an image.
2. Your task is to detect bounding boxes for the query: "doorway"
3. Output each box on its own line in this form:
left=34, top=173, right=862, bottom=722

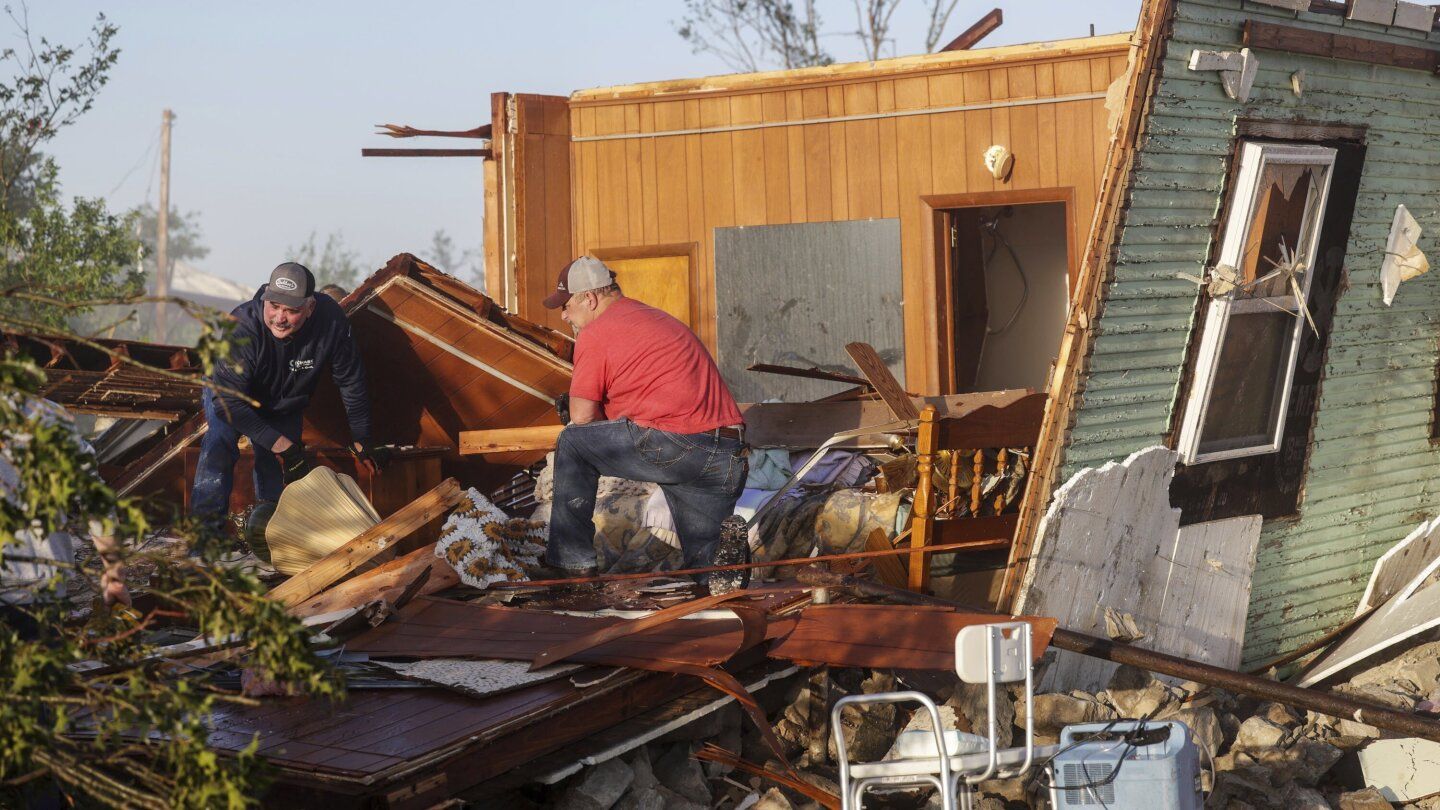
left=939, top=201, right=1072, bottom=393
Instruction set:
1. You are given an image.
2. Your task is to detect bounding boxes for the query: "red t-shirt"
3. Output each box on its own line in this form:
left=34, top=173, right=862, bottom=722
left=570, top=297, right=742, bottom=434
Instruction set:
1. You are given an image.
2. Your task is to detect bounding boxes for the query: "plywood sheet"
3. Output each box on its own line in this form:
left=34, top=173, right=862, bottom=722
left=1016, top=446, right=1262, bottom=692
left=715, top=219, right=904, bottom=402
left=1357, top=515, right=1440, bottom=615
left=768, top=604, right=1056, bottom=670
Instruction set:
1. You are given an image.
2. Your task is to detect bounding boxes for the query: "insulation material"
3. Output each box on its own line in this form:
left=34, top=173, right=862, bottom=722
left=265, top=467, right=381, bottom=575
left=714, top=219, right=904, bottom=402
left=434, top=488, right=545, bottom=589
left=1380, top=204, right=1428, bottom=306
left=375, top=658, right=582, bottom=700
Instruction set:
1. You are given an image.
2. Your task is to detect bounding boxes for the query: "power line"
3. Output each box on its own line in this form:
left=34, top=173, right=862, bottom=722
left=106, top=124, right=161, bottom=199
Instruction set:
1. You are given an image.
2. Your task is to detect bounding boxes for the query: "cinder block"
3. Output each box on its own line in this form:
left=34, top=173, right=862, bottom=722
left=1392, top=0, right=1435, bottom=31
left=1346, top=0, right=1398, bottom=25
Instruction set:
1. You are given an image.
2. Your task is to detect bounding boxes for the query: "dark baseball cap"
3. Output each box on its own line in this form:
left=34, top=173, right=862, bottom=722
left=542, top=256, right=615, bottom=309
left=260, top=262, right=315, bottom=308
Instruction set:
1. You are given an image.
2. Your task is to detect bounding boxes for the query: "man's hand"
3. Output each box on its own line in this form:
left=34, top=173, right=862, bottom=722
left=349, top=440, right=388, bottom=475
left=279, top=442, right=310, bottom=484
left=92, top=534, right=130, bottom=607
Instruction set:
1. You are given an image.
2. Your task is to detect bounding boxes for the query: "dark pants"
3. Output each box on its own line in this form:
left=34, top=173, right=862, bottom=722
left=547, top=419, right=747, bottom=574
left=190, top=390, right=303, bottom=524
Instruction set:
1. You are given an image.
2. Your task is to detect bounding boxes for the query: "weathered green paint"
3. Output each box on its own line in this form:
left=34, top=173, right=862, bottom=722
left=1062, top=0, right=1440, bottom=666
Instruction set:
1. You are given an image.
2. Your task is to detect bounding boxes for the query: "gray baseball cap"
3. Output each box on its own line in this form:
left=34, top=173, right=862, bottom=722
left=543, top=256, right=615, bottom=309
left=260, top=262, right=315, bottom=308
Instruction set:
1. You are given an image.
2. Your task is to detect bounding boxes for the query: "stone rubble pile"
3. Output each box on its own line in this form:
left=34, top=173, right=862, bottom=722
left=485, top=638, right=1440, bottom=808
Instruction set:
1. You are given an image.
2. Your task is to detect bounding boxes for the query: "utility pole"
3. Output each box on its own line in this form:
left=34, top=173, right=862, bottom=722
left=154, top=109, right=174, bottom=343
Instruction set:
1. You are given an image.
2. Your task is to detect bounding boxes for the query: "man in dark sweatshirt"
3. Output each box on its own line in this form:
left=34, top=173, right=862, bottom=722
left=190, top=262, right=377, bottom=532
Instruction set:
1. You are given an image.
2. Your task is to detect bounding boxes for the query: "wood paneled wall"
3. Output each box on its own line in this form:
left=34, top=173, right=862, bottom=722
left=560, top=37, right=1129, bottom=393
left=487, top=93, right=573, bottom=334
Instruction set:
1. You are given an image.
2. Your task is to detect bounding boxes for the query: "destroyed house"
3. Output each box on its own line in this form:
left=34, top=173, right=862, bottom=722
left=1019, top=0, right=1440, bottom=669
left=481, top=33, right=1132, bottom=400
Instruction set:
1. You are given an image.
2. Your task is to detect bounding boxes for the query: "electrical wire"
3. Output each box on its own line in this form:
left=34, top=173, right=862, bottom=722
left=106, top=125, right=161, bottom=199
left=1027, top=699, right=1173, bottom=806
left=980, top=217, right=1030, bottom=336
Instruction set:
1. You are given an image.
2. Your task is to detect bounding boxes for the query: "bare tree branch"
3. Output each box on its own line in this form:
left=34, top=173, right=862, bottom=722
left=925, top=0, right=961, bottom=52
left=852, top=0, right=903, bottom=61
left=674, top=0, right=831, bottom=71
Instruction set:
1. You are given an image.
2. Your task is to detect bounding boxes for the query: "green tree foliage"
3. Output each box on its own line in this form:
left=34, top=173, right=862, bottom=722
left=0, top=8, right=142, bottom=330
left=287, top=230, right=365, bottom=292
left=135, top=204, right=211, bottom=269
left=0, top=356, right=341, bottom=808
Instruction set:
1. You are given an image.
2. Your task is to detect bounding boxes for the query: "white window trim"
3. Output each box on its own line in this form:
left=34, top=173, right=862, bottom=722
left=1177, top=142, right=1337, bottom=465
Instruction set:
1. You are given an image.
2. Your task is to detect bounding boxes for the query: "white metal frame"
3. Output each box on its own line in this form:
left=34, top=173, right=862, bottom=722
left=1176, top=141, right=1337, bottom=464
left=832, top=622, right=1037, bottom=810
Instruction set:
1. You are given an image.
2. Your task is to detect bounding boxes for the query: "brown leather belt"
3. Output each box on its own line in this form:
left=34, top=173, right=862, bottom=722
left=715, top=426, right=744, bottom=441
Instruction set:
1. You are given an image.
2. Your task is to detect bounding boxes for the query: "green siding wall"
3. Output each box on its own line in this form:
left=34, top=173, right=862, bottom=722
left=1064, top=0, right=1440, bottom=666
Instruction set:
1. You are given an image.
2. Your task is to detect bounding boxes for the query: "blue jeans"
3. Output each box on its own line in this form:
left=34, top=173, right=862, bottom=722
left=190, top=390, right=303, bottom=523
left=547, top=419, right=747, bottom=573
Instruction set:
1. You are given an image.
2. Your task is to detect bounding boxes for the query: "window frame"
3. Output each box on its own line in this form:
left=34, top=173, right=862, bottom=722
left=1177, top=141, right=1338, bottom=465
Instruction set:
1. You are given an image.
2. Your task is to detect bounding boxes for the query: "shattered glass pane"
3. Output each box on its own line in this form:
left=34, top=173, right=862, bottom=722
left=1198, top=310, right=1295, bottom=455
left=1238, top=163, right=1324, bottom=298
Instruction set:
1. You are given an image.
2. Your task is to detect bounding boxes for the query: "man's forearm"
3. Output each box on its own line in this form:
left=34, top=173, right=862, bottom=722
left=569, top=395, right=603, bottom=425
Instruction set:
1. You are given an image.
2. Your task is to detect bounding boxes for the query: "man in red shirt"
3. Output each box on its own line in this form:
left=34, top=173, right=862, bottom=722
left=541, top=256, right=748, bottom=582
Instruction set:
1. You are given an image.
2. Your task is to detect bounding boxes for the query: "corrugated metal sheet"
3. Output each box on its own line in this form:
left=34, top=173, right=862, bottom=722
left=714, top=220, right=904, bottom=402
left=1063, top=0, right=1440, bottom=666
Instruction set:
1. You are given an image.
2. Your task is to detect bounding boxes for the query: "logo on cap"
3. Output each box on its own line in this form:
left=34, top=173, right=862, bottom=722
left=274, top=277, right=299, bottom=292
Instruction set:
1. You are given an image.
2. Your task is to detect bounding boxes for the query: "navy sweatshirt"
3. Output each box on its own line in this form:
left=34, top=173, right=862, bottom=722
left=212, top=287, right=371, bottom=451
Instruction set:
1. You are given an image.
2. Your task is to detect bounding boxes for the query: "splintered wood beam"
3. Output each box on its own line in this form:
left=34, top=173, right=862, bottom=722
left=361, top=148, right=493, bottom=158
left=844, top=341, right=920, bottom=421
left=266, top=478, right=464, bottom=607
left=747, top=362, right=873, bottom=389
left=1243, top=19, right=1440, bottom=73
left=290, top=542, right=459, bottom=618
left=375, top=123, right=493, bottom=139
left=458, top=424, right=565, bottom=455
left=941, top=8, right=1003, bottom=52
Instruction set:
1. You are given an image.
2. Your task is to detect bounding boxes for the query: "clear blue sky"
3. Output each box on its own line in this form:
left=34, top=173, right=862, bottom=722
left=38, top=1, right=1141, bottom=291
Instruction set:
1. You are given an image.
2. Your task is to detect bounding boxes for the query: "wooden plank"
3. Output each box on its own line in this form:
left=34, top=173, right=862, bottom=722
left=1243, top=19, right=1440, bottom=73
left=740, top=390, right=1030, bottom=448
left=801, top=88, right=832, bottom=221
left=876, top=81, right=899, bottom=219
left=361, top=148, right=491, bottom=158
left=941, top=8, right=1003, bottom=51
left=826, top=85, right=849, bottom=220
left=935, top=392, right=1046, bottom=448
left=842, top=83, right=882, bottom=220
left=291, top=543, right=460, bottom=619
left=845, top=341, right=920, bottom=420
left=866, top=527, right=909, bottom=589
left=731, top=94, right=768, bottom=226
left=458, top=424, right=565, bottom=455
left=1357, top=515, right=1440, bottom=614
left=267, top=479, right=464, bottom=607
left=761, top=92, right=792, bottom=223
left=768, top=604, right=1057, bottom=670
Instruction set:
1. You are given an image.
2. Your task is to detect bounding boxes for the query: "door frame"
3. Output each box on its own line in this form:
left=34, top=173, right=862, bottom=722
left=921, top=187, right=1076, bottom=394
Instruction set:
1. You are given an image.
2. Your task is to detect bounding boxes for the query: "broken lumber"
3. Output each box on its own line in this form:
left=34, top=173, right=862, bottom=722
left=266, top=477, right=463, bottom=607
left=458, top=424, right=565, bottom=455
left=801, top=570, right=1440, bottom=745
left=487, top=537, right=1009, bottom=590
left=290, top=542, right=460, bottom=618
left=844, top=341, right=919, bottom=421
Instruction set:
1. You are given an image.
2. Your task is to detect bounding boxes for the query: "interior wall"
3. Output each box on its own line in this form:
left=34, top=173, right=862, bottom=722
left=972, top=202, right=1070, bottom=392
left=563, top=40, right=1128, bottom=394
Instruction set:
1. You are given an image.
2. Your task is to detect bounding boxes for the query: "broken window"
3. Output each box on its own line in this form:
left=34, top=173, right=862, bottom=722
left=1176, top=143, right=1337, bottom=464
